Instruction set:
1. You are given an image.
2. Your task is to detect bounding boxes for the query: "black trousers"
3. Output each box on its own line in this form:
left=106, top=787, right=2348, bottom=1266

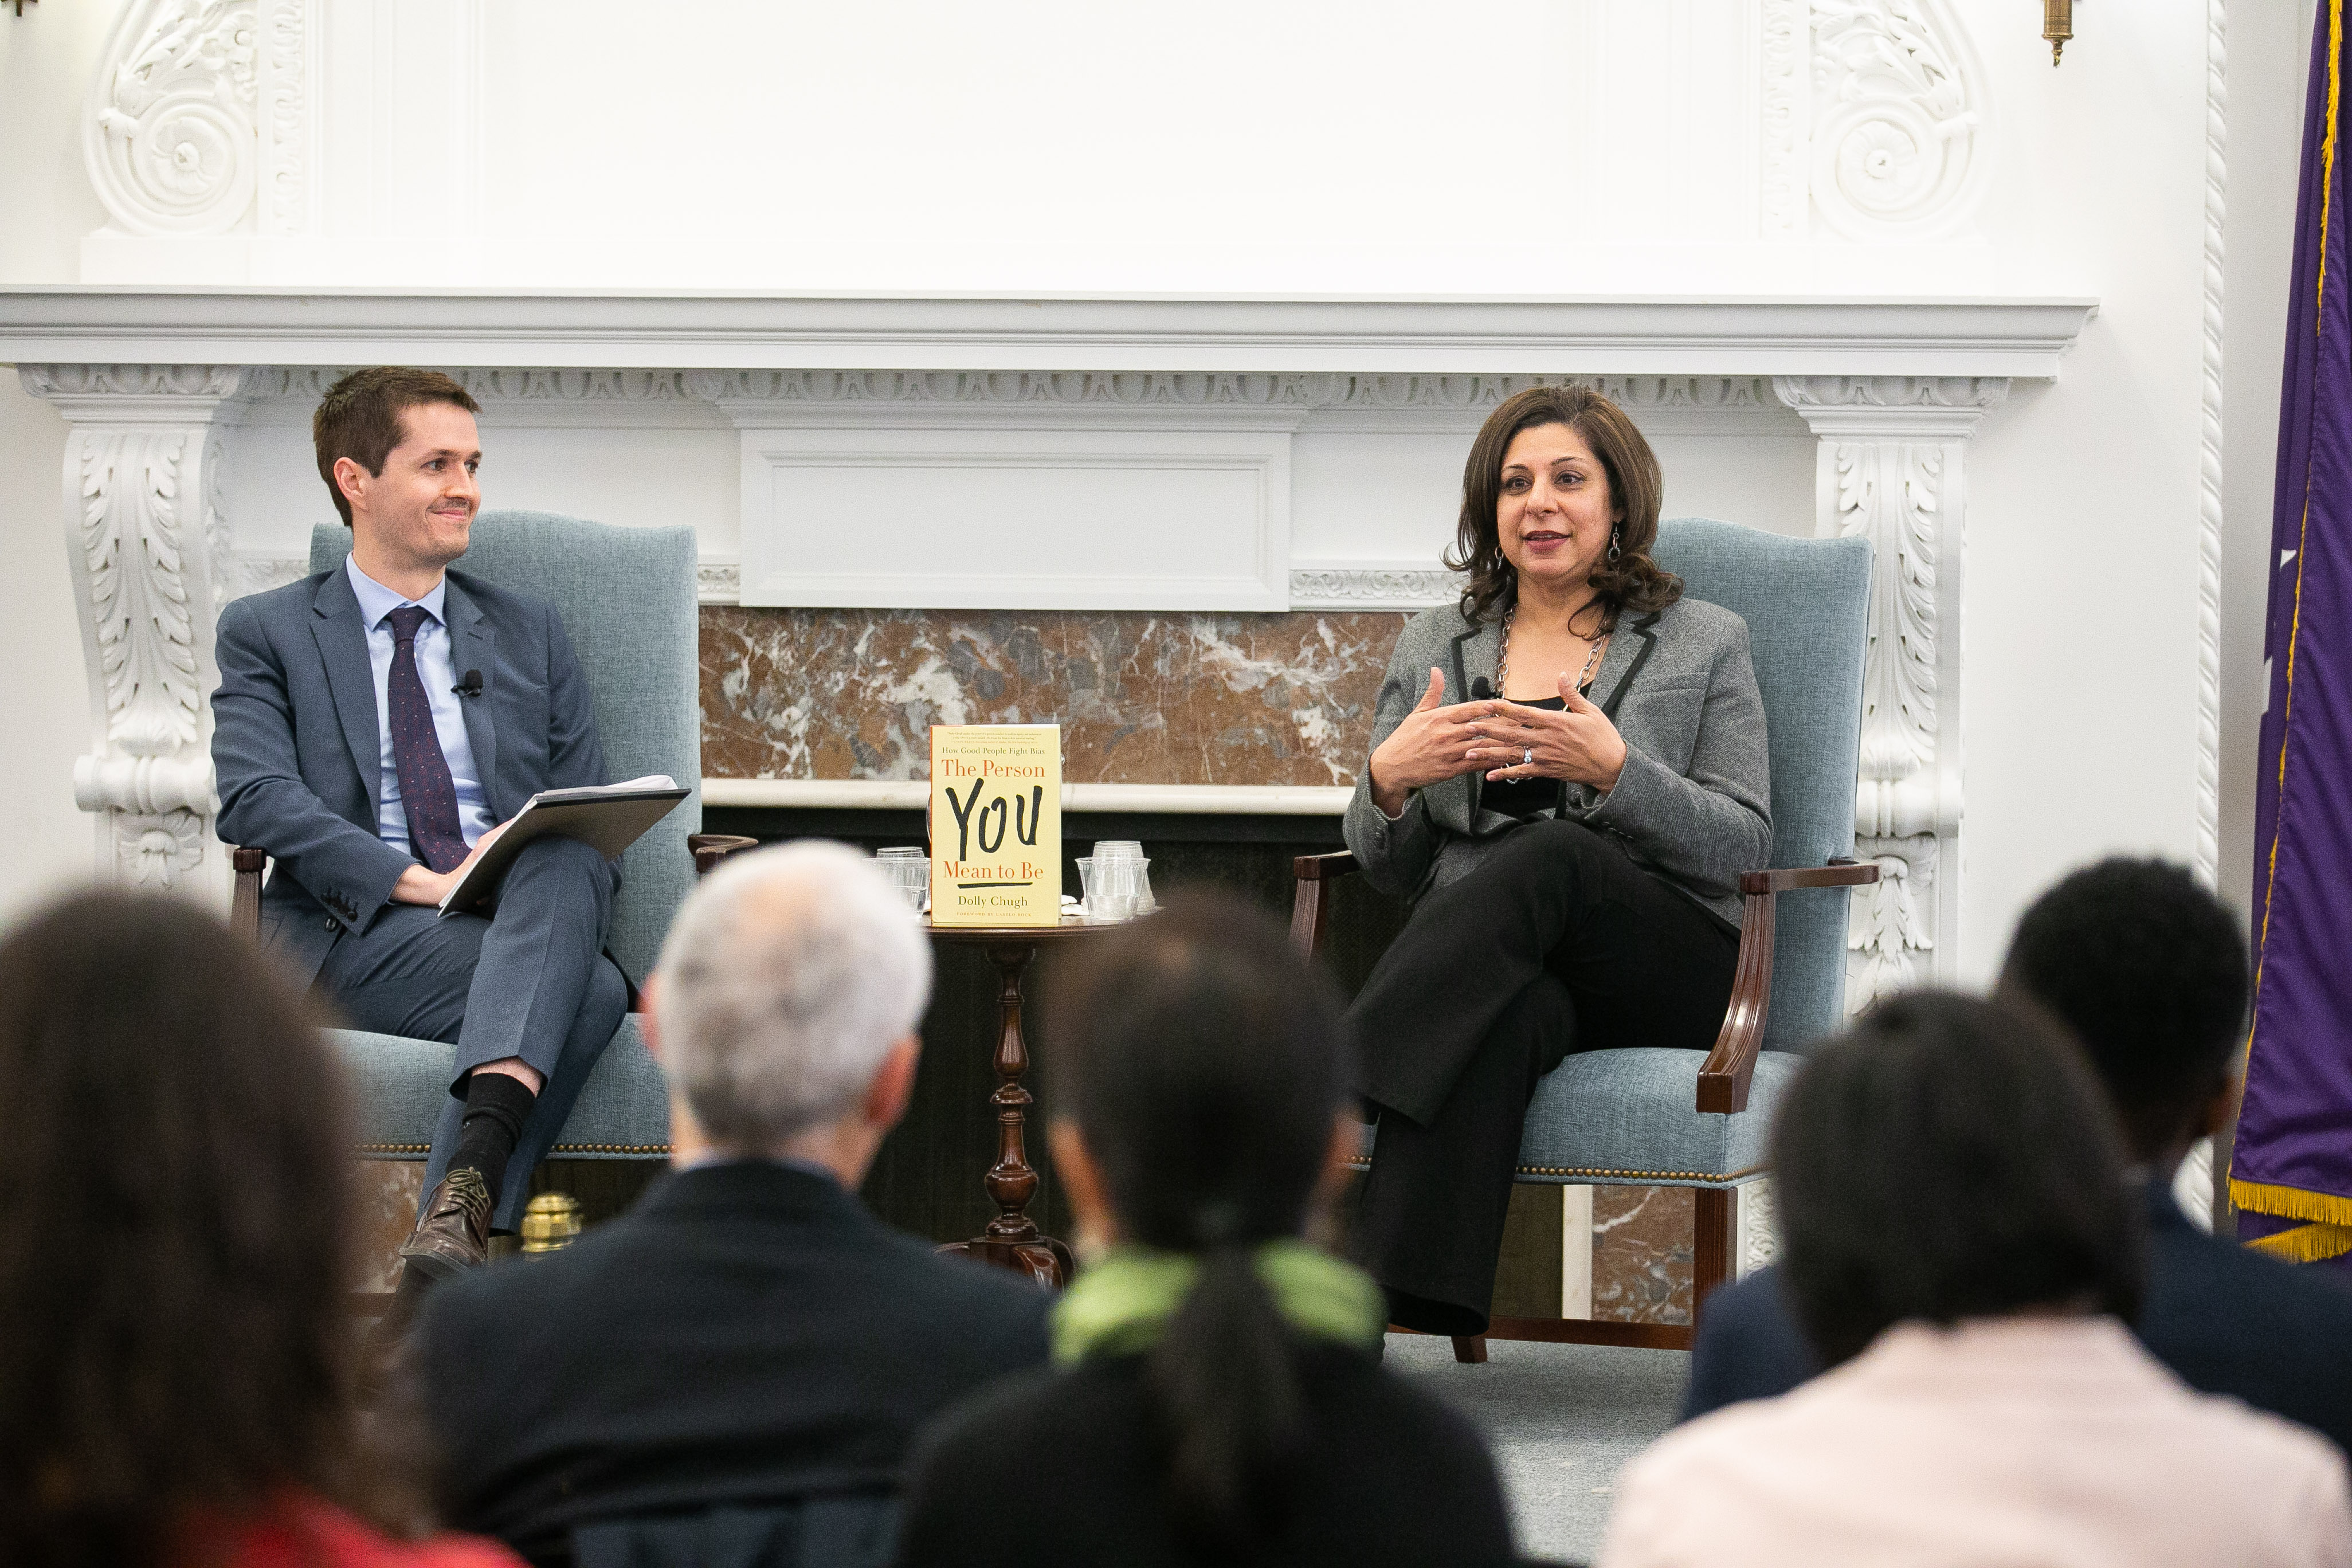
left=1348, top=818, right=1739, bottom=1336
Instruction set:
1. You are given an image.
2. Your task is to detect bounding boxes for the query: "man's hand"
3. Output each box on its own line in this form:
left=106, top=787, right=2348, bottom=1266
left=1464, top=669, right=1629, bottom=793
left=1368, top=668, right=1500, bottom=817
left=390, top=818, right=511, bottom=908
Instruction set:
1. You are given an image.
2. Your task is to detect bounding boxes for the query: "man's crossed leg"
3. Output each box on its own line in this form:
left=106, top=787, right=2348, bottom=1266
left=320, top=834, right=625, bottom=1311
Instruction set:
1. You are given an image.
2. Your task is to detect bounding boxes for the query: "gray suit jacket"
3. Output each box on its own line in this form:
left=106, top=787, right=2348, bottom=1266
left=212, top=563, right=610, bottom=985
left=1342, top=595, right=1771, bottom=927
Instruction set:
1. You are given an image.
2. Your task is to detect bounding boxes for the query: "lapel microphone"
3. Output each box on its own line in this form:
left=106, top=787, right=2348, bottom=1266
left=1469, top=677, right=1493, bottom=700
left=453, top=669, right=484, bottom=698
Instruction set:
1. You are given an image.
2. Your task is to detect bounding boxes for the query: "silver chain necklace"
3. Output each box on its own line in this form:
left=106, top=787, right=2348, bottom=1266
left=1497, top=604, right=1606, bottom=700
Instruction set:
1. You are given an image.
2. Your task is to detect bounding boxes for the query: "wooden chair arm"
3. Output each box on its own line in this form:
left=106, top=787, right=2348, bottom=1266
left=230, top=846, right=266, bottom=943
left=1696, top=857, right=1880, bottom=1114
left=688, top=833, right=761, bottom=878
left=1738, top=862, right=1883, bottom=895
left=1289, top=850, right=1360, bottom=957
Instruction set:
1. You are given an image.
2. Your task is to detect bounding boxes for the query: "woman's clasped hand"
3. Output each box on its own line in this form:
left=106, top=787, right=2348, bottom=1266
left=1367, top=666, right=1628, bottom=817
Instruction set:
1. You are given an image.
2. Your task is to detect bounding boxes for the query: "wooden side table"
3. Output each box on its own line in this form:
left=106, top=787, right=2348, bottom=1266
left=925, top=917, right=1099, bottom=1289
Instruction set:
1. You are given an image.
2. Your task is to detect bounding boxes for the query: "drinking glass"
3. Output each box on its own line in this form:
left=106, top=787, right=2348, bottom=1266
left=875, top=846, right=928, bottom=913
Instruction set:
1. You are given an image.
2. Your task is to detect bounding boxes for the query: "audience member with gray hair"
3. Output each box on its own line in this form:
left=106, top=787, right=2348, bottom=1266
left=415, top=842, right=1050, bottom=1567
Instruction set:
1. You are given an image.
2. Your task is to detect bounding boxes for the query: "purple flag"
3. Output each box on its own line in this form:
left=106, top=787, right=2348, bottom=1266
left=2239, top=1, right=2352, bottom=1267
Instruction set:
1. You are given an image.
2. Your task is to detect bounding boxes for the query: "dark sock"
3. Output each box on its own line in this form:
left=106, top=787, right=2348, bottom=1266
left=450, top=1069, right=537, bottom=1204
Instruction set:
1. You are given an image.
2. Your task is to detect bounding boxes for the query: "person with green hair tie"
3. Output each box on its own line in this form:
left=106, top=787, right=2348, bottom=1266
left=896, top=891, right=1521, bottom=1568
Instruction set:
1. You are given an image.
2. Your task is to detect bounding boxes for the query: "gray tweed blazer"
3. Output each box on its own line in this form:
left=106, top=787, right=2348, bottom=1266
left=1342, top=595, right=1772, bottom=928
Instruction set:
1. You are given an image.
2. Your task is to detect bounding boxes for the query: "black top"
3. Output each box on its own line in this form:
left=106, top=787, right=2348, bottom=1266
left=896, top=1342, right=1518, bottom=1568
left=414, top=1161, right=1053, bottom=1564
left=1481, top=695, right=1569, bottom=821
left=1682, top=1181, right=2352, bottom=1457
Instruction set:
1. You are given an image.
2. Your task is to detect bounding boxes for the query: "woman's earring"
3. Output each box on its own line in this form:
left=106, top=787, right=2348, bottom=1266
left=1607, top=527, right=1622, bottom=565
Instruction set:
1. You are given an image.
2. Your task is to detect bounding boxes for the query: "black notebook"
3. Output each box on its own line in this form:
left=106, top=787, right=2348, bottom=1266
left=437, top=774, right=691, bottom=915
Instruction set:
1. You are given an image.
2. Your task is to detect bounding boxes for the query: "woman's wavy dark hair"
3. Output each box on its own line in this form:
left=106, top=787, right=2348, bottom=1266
left=1773, top=990, right=2146, bottom=1371
left=1448, top=383, right=1683, bottom=628
left=1044, top=892, right=1354, bottom=1562
left=0, top=890, right=422, bottom=1566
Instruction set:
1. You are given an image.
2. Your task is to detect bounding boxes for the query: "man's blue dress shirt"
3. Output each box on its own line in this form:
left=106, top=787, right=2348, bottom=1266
left=344, top=556, right=496, bottom=856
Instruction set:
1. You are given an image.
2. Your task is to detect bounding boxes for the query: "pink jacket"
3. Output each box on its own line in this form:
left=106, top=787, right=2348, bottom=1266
left=1602, top=1315, right=2352, bottom=1568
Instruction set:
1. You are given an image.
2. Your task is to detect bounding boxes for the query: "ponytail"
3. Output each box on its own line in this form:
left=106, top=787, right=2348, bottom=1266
left=1040, top=895, right=1359, bottom=1562
left=1146, top=1224, right=1305, bottom=1559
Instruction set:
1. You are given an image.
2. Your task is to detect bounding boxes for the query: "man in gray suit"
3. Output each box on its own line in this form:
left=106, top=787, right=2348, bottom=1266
left=213, top=367, right=626, bottom=1318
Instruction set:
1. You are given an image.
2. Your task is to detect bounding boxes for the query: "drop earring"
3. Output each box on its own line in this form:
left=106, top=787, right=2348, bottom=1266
left=1607, top=527, right=1622, bottom=565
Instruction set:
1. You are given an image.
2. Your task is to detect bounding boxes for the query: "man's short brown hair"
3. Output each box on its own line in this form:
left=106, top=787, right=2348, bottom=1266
left=311, top=367, right=481, bottom=527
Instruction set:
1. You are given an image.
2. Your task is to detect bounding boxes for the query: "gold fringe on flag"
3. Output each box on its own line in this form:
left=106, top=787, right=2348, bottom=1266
left=2229, top=1177, right=2352, bottom=1260
left=2245, top=1221, right=2352, bottom=1263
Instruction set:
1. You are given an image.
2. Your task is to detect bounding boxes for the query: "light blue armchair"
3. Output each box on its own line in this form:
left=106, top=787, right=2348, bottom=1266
left=230, top=511, right=735, bottom=1229
left=1293, top=518, right=1876, bottom=1358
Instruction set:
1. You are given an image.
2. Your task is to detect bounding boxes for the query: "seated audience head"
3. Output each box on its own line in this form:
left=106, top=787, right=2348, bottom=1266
left=1997, top=856, right=2248, bottom=1166
left=1042, top=891, right=1359, bottom=1557
left=0, top=889, right=406, bottom=1565
left=1773, top=990, right=2145, bottom=1369
left=649, top=841, right=932, bottom=1180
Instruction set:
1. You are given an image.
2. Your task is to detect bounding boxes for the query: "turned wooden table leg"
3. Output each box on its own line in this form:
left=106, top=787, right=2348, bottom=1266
left=937, top=940, right=1073, bottom=1289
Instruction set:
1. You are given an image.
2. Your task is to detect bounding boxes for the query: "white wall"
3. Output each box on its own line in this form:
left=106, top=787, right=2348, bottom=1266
left=0, top=376, right=103, bottom=918
left=0, top=0, right=2316, bottom=974
left=0, top=0, right=117, bottom=923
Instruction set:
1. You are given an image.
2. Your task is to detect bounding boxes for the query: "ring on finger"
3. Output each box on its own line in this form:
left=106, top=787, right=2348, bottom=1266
left=1522, top=746, right=1533, bottom=768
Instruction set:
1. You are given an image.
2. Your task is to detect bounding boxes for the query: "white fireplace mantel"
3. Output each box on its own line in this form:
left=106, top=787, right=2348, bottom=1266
left=0, top=288, right=2095, bottom=377
left=1, top=285, right=2094, bottom=1012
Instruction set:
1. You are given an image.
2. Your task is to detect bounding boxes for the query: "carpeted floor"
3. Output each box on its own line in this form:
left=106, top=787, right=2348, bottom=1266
left=1387, top=1333, right=1689, bottom=1567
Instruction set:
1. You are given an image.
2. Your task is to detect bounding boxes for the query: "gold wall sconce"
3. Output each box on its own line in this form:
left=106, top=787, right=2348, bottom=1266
left=2044, top=0, right=2073, bottom=65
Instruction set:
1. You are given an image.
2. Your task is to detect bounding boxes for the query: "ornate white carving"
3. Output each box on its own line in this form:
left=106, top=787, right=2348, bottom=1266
left=2195, top=0, right=2226, bottom=887
left=84, top=0, right=261, bottom=237
left=1288, top=566, right=1460, bottom=611
left=256, top=0, right=314, bottom=236
left=1772, top=374, right=2009, bottom=421
left=1838, top=438, right=1939, bottom=809
left=19, top=363, right=246, bottom=403
left=235, top=552, right=312, bottom=595
left=1808, top=0, right=1989, bottom=242
left=1847, top=837, right=1934, bottom=1011
left=1761, top=0, right=1810, bottom=238
left=70, top=426, right=218, bottom=888
left=1736, top=1179, right=1781, bottom=1278
left=21, top=365, right=243, bottom=896
left=697, top=558, right=742, bottom=604
left=680, top=370, right=1777, bottom=415
left=1777, top=375, right=2002, bottom=1007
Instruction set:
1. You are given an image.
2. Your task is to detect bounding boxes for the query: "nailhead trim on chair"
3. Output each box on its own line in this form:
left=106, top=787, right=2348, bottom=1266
left=1514, top=1162, right=1764, bottom=1183
left=1341, top=1154, right=1763, bottom=1185
left=357, top=1141, right=675, bottom=1157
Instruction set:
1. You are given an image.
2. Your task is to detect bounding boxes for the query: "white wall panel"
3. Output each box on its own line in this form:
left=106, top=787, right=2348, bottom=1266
left=736, top=428, right=1288, bottom=610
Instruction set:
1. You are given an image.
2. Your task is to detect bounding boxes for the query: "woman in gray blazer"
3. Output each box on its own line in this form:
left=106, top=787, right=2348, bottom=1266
left=1344, top=386, right=1772, bottom=1337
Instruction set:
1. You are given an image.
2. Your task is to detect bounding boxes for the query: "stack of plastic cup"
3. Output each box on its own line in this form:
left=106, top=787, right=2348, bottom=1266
left=1089, top=841, right=1153, bottom=922
left=874, top=846, right=929, bottom=914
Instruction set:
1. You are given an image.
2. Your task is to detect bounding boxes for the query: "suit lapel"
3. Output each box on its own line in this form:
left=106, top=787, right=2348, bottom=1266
left=311, top=568, right=385, bottom=823
left=1449, top=616, right=1501, bottom=821
left=1449, top=616, right=1503, bottom=698
left=1597, top=611, right=1663, bottom=720
left=444, top=576, right=503, bottom=816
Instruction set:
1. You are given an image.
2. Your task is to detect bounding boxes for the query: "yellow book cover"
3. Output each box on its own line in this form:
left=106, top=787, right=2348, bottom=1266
left=928, top=724, right=1062, bottom=927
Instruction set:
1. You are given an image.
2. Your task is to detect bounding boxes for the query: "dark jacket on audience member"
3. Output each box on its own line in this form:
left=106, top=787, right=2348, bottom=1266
left=415, top=1161, right=1052, bottom=1565
left=1683, top=1182, right=2352, bottom=1456
left=893, top=1340, right=1517, bottom=1568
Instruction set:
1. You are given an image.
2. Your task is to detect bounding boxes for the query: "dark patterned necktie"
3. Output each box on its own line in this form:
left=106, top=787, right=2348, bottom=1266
left=385, top=605, right=469, bottom=873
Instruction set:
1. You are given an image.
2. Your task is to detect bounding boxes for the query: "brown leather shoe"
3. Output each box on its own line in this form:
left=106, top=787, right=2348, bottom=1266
left=397, top=1167, right=493, bottom=1281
